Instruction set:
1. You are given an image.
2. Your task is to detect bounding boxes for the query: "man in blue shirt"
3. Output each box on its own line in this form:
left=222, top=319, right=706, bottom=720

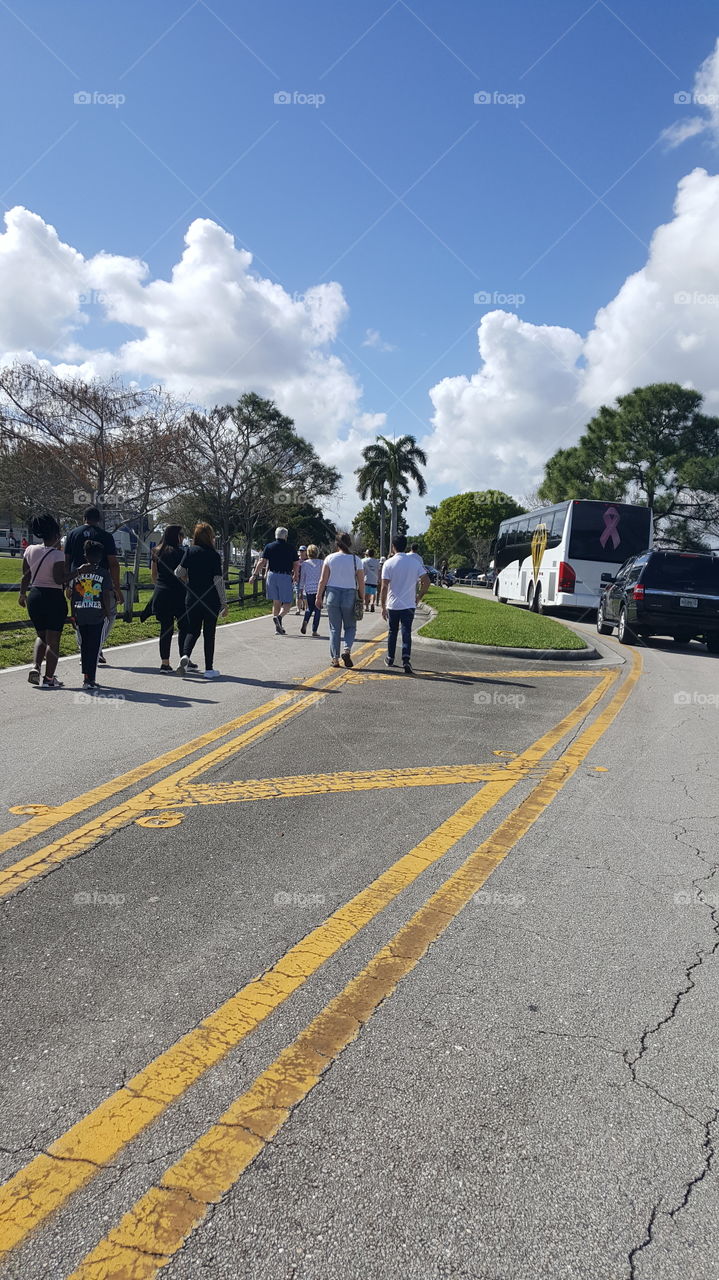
left=64, top=506, right=123, bottom=664
left=250, top=527, right=299, bottom=635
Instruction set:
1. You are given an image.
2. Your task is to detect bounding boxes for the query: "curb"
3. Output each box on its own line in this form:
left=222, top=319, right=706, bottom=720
left=414, top=604, right=600, bottom=662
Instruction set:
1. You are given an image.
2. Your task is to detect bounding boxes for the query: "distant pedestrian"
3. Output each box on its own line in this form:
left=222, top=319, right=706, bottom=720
left=440, top=558, right=450, bottom=588
left=64, top=506, right=122, bottom=666
left=150, top=525, right=191, bottom=673
left=299, top=544, right=323, bottom=636
left=18, top=514, right=68, bottom=689
left=250, top=527, right=299, bottom=636
left=295, top=546, right=308, bottom=614
left=380, top=534, right=430, bottom=675
left=315, top=532, right=364, bottom=667
left=68, top=541, right=114, bottom=690
left=362, top=548, right=380, bottom=612
left=176, top=523, right=227, bottom=679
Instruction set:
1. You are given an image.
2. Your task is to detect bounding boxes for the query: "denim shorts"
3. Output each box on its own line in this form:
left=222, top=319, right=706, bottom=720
left=266, top=571, right=293, bottom=603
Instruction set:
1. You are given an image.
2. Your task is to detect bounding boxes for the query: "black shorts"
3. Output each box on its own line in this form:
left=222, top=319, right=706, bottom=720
left=27, top=587, right=68, bottom=633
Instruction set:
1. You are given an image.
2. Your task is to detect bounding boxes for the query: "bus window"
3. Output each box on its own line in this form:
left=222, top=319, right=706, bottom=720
left=545, top=506, right=568, bottom=547
left=568, top=502, right=652, bottom=564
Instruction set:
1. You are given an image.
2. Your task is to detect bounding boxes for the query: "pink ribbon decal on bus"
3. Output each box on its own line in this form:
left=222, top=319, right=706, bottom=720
left=599, top=506, right=621, bottom=550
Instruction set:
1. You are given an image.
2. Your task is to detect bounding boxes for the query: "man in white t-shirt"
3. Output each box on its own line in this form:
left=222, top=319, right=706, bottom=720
left=380, top=535, right=430, bottom=674
left=362, top=548, right=380, bottom=612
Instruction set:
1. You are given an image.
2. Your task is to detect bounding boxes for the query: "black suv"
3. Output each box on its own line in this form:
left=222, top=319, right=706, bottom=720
left=597, top=550, right=719, bottom=651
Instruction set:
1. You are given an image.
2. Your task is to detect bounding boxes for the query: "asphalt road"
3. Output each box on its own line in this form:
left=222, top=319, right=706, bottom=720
left=1, top=598, right=718, bottom=1280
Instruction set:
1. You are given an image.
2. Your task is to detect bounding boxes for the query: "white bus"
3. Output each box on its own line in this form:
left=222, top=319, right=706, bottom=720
left=492, top=499, right=653, bottom=613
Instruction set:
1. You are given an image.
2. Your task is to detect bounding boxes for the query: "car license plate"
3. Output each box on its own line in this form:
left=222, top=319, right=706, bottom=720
left=680, top=596, right=698, bottom=608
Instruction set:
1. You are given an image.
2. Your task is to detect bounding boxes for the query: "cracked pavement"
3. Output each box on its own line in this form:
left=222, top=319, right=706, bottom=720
left=2, top=614, right=719, bottom=1278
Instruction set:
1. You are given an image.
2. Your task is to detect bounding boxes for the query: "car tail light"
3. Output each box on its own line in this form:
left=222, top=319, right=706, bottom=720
left=558, top=561, right=575, bottom=593
left=633, top=583, right=645, bottom=601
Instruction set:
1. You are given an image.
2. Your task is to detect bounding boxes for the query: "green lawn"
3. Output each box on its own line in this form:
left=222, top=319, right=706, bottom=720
left=419, top=587, right=587, bottom=650
left=0, top=556, right=272, bottom=668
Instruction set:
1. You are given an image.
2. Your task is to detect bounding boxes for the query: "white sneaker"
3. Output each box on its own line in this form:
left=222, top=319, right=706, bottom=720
left=204, top=668, right=221, bottom=679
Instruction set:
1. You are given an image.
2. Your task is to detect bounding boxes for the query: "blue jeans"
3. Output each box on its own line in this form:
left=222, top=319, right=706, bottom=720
left=303, top=592, right=321, bottom=633
left=388, top=608, right=415, bottom=664
left=326, top=587, right=356, bottom=659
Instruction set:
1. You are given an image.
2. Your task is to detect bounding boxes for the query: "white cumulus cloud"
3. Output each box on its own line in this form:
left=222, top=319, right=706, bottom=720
left=0, top=208, right=386, bottom=518
left=427, top=165, right=719, bottom=501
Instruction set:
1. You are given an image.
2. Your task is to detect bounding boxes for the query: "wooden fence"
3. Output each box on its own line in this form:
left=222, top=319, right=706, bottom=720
left=0, top=570, right=266, bottom=632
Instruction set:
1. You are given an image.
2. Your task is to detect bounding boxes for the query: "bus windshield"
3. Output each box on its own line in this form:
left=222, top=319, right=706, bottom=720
left=568, top=502, right=652, bottom=565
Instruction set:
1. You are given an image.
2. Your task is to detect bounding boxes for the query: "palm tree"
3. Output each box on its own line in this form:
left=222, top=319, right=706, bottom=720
left=356, top=434, right=427, bottom=553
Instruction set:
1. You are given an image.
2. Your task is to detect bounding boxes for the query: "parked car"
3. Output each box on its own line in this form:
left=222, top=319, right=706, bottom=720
left=597, top=550, right=719, bottom=651
left=426, top=565, right=456, bottom=586
left=0, top=528, right=23, bottom=556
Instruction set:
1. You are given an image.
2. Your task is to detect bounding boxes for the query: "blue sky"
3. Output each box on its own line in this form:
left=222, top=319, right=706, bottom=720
left=1, top=1, right=719, bottom=522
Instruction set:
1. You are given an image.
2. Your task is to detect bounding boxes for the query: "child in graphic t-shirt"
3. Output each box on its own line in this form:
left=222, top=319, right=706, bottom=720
left=68, top=541, right=114, bottom=689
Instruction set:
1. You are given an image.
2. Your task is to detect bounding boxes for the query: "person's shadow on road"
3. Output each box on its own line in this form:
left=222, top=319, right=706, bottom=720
left=123, top=666, right=313, bottom=693
left=92, top=685, right=216, bottom=709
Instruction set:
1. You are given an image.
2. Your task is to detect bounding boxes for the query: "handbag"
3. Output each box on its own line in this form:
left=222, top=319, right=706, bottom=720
left=353, top=556, right=364, bottom=621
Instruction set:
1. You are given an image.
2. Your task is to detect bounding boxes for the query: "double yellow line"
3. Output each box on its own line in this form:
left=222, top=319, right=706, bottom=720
left=0, top=639, right=385, bottom=899
left=0, top=653, right=639, bottom=1272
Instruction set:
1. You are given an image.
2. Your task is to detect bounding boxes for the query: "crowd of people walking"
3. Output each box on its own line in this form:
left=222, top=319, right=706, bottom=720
left=17, top=509, right=430, bottom=689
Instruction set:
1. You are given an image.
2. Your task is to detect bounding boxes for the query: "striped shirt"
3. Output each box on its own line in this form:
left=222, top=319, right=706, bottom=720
left=299, top=557, right=323, bottom=594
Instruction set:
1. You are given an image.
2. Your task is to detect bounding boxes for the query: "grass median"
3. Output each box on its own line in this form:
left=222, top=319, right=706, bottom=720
left=0, top=558, right=272, bottom=669
left=418, top=587, right=587, bottom=650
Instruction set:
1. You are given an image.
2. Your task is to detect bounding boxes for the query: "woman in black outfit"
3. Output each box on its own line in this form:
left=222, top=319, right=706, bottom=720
left=177, top=523, right=228, bottom=679
left=151, top=525, right=190, bottom=673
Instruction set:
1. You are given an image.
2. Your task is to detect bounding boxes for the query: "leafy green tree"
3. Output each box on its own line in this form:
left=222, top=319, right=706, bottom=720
left=255, top=503, right=337, bottom=553
left=539, top=384, right=719, bottom=542
left=426, top=490, right=525, bottom=566
left=177, top=393, right=340, bottom=571
left=351, top=497, right=408, bottom=551
left=356, top=434, right=427, bottom=552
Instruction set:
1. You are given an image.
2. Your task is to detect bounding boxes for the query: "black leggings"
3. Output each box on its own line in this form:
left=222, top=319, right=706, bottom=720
left=182, top=600, right=219, bottom=669
left=155, top=595, right=187, bottom=662
left=303, top=592, right=321, bottom=632
left=78, top=623, right=103, bottom=683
